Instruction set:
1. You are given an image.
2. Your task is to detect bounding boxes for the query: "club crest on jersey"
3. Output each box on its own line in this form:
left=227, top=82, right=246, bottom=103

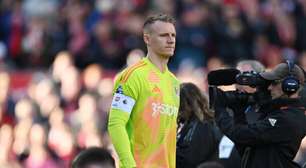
left=116, top=85, right=124, bottom=94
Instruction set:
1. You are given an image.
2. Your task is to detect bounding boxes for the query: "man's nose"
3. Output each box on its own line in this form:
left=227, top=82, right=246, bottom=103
left=167, top=36, right=175, bottom=43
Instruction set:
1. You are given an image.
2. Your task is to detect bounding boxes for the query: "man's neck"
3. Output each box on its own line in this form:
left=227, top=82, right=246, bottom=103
left=289, top=92, right=300, bottom=98
left=278, top=92, right=299, bottom=99
left=147, top=53, right=169, bottom=72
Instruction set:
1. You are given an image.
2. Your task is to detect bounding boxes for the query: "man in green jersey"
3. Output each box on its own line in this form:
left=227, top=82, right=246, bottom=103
left=108, top=14, right=180, bottom=168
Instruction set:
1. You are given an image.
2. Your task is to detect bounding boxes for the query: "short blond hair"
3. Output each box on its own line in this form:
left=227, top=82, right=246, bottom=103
left=143, top=13, right=175, bottom=33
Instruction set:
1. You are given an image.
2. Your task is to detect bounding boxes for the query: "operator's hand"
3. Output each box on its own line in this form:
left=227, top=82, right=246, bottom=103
left=213, top=87, right=227, bottom=109
left=212, top=87, right=228, bottom=121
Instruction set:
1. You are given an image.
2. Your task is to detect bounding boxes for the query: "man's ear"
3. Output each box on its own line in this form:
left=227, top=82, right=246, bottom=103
left=143, top=33, right=150, bottom=46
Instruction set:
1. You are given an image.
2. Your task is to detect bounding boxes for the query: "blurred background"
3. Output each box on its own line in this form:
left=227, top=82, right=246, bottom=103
left=0, top=0, right=306, bottom=167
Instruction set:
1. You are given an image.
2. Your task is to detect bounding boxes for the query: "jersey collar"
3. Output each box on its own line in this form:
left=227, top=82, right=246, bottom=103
left=143, top=57, right=169, bottom=75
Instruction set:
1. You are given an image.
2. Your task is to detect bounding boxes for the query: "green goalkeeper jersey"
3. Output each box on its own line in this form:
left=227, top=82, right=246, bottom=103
left=108, top=57, right=180, bottom=168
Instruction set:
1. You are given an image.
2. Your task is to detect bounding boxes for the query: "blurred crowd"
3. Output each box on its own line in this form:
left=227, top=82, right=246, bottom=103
left=1, top=0, right=306, bottom=70
left=0, top=51, right=116, bottom=168
left=1, top=0, right=306, bottom=167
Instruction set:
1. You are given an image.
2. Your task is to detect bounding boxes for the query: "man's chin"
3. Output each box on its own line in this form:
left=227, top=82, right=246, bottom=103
left=162, top=52, right=174, bottom=58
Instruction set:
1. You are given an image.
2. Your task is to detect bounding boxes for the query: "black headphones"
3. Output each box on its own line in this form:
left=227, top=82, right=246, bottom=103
left=281, top=60, right=300, bottom=94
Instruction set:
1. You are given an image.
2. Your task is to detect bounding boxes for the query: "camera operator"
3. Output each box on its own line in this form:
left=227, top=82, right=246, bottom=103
left=214, top=62, right=306, bottom=168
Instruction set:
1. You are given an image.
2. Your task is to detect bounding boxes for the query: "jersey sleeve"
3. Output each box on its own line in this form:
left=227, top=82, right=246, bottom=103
left=108, top=71, right=140, bottom=168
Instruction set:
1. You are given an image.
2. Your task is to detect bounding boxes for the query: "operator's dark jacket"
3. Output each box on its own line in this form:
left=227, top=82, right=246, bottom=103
left=215, top=98, right=306, bottom=168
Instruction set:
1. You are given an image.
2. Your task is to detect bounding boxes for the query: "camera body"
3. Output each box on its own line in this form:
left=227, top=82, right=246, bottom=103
left=209, top=88, right=254, bottom=108
left=208, top=70, right=271, bottom=109
left=235, top=71, right=267, bottom=88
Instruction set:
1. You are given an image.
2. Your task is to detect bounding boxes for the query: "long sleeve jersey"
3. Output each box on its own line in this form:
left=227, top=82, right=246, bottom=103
left=108, top=57, right=180, bottom=168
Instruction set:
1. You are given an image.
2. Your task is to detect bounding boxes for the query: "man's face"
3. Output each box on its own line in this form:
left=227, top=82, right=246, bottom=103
left=144, top=21, right=176, bottom=58
left=268, top=80, right=284, bottom=99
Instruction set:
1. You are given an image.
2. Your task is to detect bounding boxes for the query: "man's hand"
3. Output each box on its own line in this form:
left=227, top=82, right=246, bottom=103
left=212, top=87, right=227, bottom=109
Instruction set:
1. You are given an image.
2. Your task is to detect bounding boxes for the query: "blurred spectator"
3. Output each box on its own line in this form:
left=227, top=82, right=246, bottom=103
left=12, top=119, right=32, bottom=160
left=82, top=64, right=103, bottom=93
left=176, top=83, right=219, bottom=168
left=70, top=92, right=104, bottom=148
left=126, top=49, right=145, bottom=67
left=48, top=120, right=76, bottom=168
left=295, top=0, right=306, bottom=52
left=211, top=2, right=254, bottom=66
left=14, top=98, right=36, bottom=123
left=97, top=78, right=114, bottom=132
left=71, top=147, right=115, bottom=168
left=24, top=123, right=60, bottom=168
left=176, top=60, right=207, bottom=91
left=27, top=76, right=60, bottom=124
left=0, top=41, right=7, bottom=61
left=171, top=3, right=210, bottom=70
left=0, top=71, right=15, bottom=125
left=60, top=66, right=81, bottom=113
left=255, top=37, right=283, bottom=69
left=87, top=19, right=126, bottom=70
left=51, top=51, right=74, bottom=84
left=72, top=93, right=99, bottom=126
left=0, top=124, right=21, bottom=168
left=4, top=1, right=25, bottom=67
left=77, top=121, right=103, bottom=149
left=206, top=57, right=228, bottom=72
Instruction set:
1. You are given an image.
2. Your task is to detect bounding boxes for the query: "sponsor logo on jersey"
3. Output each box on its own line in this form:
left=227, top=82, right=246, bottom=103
left=151, top=102, right=178, bottom=117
